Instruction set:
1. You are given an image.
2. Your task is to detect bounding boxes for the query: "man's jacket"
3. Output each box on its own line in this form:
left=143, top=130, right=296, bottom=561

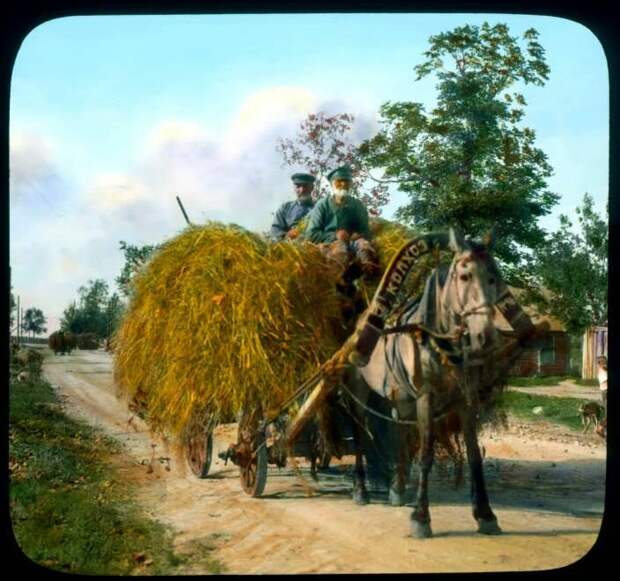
left=270, top=200, right=314, bottom=241
left=303, top=194, right=371, bottom=243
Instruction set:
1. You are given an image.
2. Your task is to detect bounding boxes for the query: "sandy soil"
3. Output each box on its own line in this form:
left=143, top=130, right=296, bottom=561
left=42, top=348, right=607, bottom=574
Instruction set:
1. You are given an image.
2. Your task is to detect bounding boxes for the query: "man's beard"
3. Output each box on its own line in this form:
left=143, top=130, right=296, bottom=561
left=298, top=194, right=313, bottom=205
left=332, top=186, right=350, bottom=204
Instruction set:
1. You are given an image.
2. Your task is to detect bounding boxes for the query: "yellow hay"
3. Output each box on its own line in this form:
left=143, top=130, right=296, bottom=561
left=114, top=220, right=447, bottom=440
left=114, top=223, right=345, bottom=439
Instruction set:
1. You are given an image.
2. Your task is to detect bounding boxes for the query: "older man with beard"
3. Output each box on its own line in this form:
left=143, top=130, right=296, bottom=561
left=303, top=165, right=379, bottom=278
left=269, top=173, right=316, bottom=241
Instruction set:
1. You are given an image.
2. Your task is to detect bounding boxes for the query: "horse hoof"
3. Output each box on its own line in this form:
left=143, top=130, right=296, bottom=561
left=411, top=519, right=433, bottom=539
left=478, top=518, right=502, bottom=535
left=352, top=489, right=370, bottom=505
left=389, top=488, right=406, bottom=507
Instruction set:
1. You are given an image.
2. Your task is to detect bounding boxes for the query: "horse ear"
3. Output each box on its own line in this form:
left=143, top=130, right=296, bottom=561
left=482, top=227, right=496, bottom=250
left=448, top=227, right=466, bottom=253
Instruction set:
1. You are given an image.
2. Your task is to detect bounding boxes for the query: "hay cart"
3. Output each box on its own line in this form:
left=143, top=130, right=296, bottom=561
left=184, top=340, right=357, bottom=497
left=182, top=232, right=545, bottom=497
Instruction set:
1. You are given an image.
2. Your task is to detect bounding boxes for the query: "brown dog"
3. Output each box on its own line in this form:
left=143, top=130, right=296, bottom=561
left=595, top=417, right=607, bottom=439
left=578, top=401, right=604, bottom=433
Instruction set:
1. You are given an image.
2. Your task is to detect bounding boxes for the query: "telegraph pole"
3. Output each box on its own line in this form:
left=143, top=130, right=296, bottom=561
left=16, top=296, right=20, bottom=346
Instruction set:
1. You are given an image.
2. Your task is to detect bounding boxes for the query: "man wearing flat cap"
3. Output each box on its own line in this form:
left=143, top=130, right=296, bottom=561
left=303, top=165, right=378, bottom=276
left=270, top=173, right=316, bottom=241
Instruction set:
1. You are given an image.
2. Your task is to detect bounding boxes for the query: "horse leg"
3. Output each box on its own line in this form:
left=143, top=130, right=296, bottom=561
left=351, top=417, right=370, bottom=505
left=389, top=423, right=409, bottom=506
left=410, top=392, right=434, bottom=538
left=462, top=406, right=501, bottom=535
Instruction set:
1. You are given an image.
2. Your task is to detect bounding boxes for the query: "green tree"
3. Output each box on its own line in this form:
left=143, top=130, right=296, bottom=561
left=525, top=194, right=607, bottom=335
left=116, top=241, right=159, bottom=298
left=79, top=279, right=110, bottom=337
left=277, top=112, right=389, bottom=215
left=104, top=292, right=125, bottom=336
left=61, top=279, right=125, bottom=339
left=21, top=307, right=47, bottom=340
left=359, top=23, right=558, bottom=271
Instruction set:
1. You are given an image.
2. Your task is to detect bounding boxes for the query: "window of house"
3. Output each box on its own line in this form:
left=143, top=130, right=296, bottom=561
left=539, top=335, right=555, bottom=366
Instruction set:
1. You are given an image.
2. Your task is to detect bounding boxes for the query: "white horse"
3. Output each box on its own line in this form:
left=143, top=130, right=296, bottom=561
left=343, top=228, right=525, bottom=538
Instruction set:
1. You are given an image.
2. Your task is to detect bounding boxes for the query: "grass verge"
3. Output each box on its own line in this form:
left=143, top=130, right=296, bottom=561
left=9, top=372, right=224, bottom=575
left=506, top=375, right=577, bottom=387
left=496, top=391, right=587, bottom=432
left=506, top=375, right=599, bottom=388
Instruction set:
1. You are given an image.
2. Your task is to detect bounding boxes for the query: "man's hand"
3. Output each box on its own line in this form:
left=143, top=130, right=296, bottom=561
left=350, top=232, right=361, bottom=241
left=287, top=227, right=300, bottom=240
left=336, top=229, right=350, bottom=242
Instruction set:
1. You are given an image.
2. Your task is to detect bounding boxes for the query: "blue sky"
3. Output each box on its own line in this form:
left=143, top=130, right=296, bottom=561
left=9, top=13, right=609, bottom=333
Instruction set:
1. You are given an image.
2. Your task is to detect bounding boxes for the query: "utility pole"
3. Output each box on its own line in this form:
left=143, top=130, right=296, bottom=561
left=16, top=296, right=20, bottom=346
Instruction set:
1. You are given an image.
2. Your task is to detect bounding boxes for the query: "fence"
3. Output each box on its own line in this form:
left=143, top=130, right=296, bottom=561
left=581, top=325, right=608, bottom=379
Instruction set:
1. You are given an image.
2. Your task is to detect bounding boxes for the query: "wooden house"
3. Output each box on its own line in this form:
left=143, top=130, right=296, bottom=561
left=493, top=289, right=569, bottom=377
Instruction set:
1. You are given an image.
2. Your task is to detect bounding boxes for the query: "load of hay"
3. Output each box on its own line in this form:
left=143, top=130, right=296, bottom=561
left=113, top=220, right=447, bottom=442
left=48, top=330, right=77, bottom=355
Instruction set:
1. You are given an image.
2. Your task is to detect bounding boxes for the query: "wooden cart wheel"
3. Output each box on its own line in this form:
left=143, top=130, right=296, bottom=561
left=186, top=430, right=213, bottom=479
left=237, top=417, right=268, bottom=497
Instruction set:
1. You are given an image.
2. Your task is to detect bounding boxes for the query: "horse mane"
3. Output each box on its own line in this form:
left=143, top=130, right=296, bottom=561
left=397, top=263, right=451, bottom=334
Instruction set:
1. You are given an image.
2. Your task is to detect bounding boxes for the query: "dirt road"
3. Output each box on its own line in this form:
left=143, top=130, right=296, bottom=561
left=507, top=381, right=602, bottom=400
left=42, top=348, right=606, bottom=574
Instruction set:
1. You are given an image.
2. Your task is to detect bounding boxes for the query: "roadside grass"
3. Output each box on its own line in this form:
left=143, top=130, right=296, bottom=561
left=506, top=375, right=576, bottom=387
left=574, top=378, right=599, bottom=387
left=506, top=375, right=599, bottom=388
left=496, top=391, right=586, bottom=432
left=9, top=372, right=224, bottom=575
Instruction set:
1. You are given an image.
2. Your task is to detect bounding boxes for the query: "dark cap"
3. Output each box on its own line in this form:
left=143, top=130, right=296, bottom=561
left=327, top=165, right=353, bottom=182
left=291, top=173, right=316, bottom=185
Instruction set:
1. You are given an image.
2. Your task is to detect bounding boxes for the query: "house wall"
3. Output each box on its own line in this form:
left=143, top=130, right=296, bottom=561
left=507, top=332, right=569, bottom=377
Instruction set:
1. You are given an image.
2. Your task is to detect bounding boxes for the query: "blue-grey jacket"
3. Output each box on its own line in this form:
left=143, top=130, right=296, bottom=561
left=270, top=199, right=315, bottom=241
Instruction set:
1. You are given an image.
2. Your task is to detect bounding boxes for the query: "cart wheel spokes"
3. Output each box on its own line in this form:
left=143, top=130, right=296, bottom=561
left=238, top=422, right=268, bottom=497
left=186, top=431, right=213, bottom=478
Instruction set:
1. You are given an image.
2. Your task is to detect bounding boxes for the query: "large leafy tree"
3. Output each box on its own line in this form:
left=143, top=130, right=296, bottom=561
left=359, top=23, right=558, bottom=270
left=277, top=112, right=389, bottom=215
left=524, top=194, right=608, bottom=335
left=21, top=307, right=47, bottom=339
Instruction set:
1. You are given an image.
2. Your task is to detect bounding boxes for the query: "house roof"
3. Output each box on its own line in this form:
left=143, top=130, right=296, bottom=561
left=493, top=287, right=566, bottom=333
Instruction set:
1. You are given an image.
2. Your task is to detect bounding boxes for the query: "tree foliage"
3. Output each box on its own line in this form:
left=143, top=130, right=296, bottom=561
left=524, top=194, right=608, bottom=335
left=21, top=307, right=47, bottom=339
left=359, top=23, right=558, bottom=268
left=61, top=279, right=125, bottom=339
left=116, top=241, right=159, bottom=298
left=277, top=112, right=389, bottom=215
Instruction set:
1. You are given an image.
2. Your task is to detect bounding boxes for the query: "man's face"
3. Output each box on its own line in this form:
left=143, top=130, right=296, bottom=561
left=331, top=178, right=352, bottom=201
left=294, top=183, right=313, bottom=200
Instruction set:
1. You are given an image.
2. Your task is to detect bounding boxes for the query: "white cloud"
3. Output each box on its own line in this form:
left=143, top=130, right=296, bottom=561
left=87, top=173, right=151, bottom=211
left=10, top=85, right=382, bottom=333
left=9, top=132, right=69, bottom=216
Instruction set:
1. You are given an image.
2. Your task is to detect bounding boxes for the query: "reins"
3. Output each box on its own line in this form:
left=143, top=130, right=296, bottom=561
left=338, top=380, right=455, bottom=427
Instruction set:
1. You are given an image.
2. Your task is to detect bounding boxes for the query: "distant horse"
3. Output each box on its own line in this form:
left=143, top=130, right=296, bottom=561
left=343, top=228, right=535, bottom=538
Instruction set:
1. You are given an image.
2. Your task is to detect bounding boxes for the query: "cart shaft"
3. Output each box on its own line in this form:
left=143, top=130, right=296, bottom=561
left=284, top=378, right=336, bottom=446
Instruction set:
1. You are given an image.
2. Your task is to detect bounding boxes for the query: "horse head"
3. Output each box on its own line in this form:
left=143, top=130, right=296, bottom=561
left=442, top=228, right=501, bottom=356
